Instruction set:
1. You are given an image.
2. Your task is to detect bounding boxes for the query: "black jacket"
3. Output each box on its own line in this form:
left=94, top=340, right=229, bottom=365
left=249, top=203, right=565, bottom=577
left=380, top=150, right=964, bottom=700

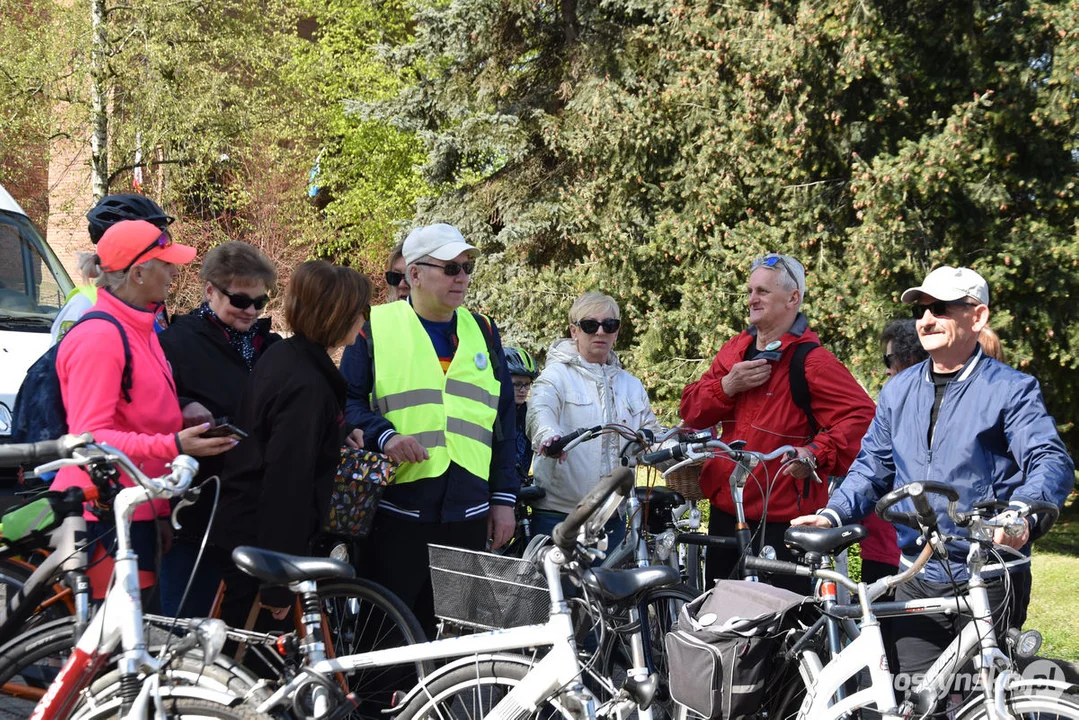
left=158, top=310, right=279, bottom=540
left=212, top=334, right=351, bottom=600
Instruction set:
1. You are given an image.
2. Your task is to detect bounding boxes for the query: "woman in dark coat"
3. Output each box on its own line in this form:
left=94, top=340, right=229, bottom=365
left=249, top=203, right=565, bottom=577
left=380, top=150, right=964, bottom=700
left=212, top=260, right=370, bottom=626
left=158, top=241, right=280, bottom=616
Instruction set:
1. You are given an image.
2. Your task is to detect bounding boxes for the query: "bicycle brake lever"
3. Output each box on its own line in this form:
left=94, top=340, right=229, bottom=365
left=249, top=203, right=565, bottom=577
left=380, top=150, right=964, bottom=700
left=171, top=485, right=202, bottom=531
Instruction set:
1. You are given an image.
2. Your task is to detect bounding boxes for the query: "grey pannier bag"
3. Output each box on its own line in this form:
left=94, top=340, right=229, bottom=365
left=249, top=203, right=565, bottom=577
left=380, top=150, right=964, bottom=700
left=664, top=580, right=805, bottom=719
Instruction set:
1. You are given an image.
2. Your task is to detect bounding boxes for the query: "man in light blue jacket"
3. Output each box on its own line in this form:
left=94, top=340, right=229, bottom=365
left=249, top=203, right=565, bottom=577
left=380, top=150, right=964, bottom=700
left=793, top=265, right=1073, bottom=679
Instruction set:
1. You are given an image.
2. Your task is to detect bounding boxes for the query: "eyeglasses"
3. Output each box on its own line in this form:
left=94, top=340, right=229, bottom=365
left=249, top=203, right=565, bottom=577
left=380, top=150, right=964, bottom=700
left=882, top=353, right=895, bottom=370
left=512, top=381, right=532, bottom=391
left=910, top=300, right=978, bottom=320
left=385, top=271, right=407, bottom=287
left=122, top=231, right=172, bottom=272
left=214, top=284, right=270, bottom=311
left=414, top=260, right=475, bottom=276
left=752, top=254, right=800, bottom=289
left=574, top=318, right=621, bottom=334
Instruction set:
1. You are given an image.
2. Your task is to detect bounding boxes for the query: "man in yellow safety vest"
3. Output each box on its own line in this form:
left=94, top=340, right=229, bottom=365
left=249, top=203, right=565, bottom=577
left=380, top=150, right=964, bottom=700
left=341, top=223, right=518, bottom=636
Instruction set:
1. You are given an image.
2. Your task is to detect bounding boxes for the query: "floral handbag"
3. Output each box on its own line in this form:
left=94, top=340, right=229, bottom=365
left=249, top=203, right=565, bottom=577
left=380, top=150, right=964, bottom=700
left=322, top=447, right=397, bottom=539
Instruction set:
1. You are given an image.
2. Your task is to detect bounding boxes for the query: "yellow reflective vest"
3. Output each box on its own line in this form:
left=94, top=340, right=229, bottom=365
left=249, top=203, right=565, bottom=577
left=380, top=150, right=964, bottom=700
left=370, top=302, right=501, bottom=485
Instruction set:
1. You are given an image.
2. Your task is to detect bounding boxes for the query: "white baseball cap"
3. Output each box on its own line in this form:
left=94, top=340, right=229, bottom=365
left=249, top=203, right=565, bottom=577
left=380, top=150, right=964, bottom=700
left=901, top=266, right=989, bottom=306
left=402, top=224, right=478, bottom=266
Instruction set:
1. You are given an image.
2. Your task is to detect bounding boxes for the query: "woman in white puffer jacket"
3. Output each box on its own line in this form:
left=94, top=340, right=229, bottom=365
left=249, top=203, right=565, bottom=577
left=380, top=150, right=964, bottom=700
left=526, top=292, right=660, bottom=545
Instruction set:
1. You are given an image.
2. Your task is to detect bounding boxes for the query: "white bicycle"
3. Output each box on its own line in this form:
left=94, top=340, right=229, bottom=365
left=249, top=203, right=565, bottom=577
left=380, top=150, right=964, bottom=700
left=740, top=481, right=1079, bottom=720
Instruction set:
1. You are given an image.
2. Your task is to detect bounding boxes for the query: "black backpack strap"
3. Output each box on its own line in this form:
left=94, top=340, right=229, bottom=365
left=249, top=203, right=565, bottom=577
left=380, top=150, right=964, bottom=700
left=79, top=311, right=133, bottom=403
left=788, top=342, right=820, bottom=437
left=472, top=312, right=505, bottom=444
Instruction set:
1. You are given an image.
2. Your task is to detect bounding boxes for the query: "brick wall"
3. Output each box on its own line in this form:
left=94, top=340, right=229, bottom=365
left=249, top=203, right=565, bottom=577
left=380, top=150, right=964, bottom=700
left=45, top=137, right=93, bottom=281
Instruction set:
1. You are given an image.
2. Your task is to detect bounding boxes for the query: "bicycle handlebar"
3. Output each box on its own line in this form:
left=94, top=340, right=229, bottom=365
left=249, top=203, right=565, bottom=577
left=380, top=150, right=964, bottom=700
left=551, top=467, right=635, bottom=552
left=34, top=443, right=199, bottom=502
left=0, top=433, right=94, bottom=468
left=543, top=425, right=603, bottom=457
left=743, top=555, right=814, bottom=578
left=639, top=439, right=798, bottom=469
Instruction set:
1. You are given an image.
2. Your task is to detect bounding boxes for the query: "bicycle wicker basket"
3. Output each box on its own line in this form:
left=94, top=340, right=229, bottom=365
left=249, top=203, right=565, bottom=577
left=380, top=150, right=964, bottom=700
left=428, top=544, right=550, bottom=631
left=663, top=464, right=704, bottom=503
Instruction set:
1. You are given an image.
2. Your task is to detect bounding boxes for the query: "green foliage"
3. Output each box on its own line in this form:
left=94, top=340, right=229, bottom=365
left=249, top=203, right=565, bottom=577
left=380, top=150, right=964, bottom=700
left=372, top=0, right=1079, bottom=442
left=291, top=0, right=430, bottom=265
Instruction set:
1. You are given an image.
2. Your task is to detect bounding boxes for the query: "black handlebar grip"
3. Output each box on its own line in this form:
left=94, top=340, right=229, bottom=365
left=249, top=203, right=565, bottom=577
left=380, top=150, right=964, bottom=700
left=544, top=426, right=600, bottom=457
left=552, top=467, right=635, bottom=551
left=641, top=446, right=683, bottom=465
left=743, top=555, right=813, bottom=578
left=0, top=436, right=81, bottom=468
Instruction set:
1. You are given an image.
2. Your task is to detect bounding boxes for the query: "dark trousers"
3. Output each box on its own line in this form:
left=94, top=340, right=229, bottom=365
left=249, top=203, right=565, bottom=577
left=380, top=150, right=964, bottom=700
left=860, top=558, right=899, bottom=584
left=160, top=538, right=224, bottom=617
left=892, top=568, right=1031, bottom=677
left=359, top=515, right=488, bottom=640
left=705, top=510, right=812, bottom=595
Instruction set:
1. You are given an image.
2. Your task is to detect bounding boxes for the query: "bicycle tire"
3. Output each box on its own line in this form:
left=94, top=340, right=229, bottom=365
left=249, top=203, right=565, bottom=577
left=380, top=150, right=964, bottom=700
left=0, top=616, right=75, bottom=715
left=953, top=684, right=1079, bottom=719
left=73, top=695, right=273, bottom=719
left=316, top=578, right=432, bottom=720
left=395, top=658, right=573, bottom=720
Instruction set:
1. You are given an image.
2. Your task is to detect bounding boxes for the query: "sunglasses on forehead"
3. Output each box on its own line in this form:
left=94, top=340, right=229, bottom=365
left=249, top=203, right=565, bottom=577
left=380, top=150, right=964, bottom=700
left=214, top=284, right=270, bottom=311
left=752, top=254, right=800, bottom=288
left=414, top=260, right=475, bottom=276
left=385, top=271, right=407, bottom=287
left=122, top=231, right=172, bottom=272
left=574, top=318, right=621, bottom=334
left=910, top=300, right=978, bottom=320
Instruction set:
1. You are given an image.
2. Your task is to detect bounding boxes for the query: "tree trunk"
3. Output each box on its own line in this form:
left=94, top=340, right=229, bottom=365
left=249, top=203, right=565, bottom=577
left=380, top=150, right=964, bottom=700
left=89, top=0, right=108, bottom=201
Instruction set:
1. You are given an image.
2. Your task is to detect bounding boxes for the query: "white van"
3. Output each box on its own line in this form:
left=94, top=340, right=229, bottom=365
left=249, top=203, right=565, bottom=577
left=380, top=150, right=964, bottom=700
left=0, top=184, right=75, bottom=442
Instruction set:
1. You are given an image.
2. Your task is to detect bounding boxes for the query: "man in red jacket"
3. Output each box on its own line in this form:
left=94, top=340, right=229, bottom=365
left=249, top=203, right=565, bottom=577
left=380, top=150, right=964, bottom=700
left=680, top=253, right=875, bottom=591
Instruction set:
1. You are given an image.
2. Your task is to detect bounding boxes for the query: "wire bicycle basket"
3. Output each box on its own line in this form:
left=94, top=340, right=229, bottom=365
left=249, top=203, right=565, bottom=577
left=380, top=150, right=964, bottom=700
left=429, top=544, right=550, bottom=630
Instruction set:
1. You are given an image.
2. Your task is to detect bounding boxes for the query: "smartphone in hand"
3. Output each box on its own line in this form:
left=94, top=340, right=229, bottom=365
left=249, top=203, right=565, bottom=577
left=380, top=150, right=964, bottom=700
left=203, top=423, right=248, bottom=440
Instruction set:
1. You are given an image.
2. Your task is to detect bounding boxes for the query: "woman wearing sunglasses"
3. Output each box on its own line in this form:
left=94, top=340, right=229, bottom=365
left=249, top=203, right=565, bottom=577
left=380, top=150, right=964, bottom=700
left=157, top=240, right=281, bottom=616
left=526, top=291, right=660, bottom=546
left=384, top=239, right=411, bottom=301
left=53, top=220, right=238, bottom=608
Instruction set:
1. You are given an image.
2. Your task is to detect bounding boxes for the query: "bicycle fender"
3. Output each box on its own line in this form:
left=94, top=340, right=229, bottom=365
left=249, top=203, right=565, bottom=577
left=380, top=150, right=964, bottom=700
left=70, top=684, right=245, bottom=719
left=389, top=652, right=541, bottom=710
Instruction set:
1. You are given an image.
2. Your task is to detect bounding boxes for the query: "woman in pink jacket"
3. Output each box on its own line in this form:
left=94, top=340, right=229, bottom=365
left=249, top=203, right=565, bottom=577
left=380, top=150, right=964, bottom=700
left=52, top=219, right=236, bottom=600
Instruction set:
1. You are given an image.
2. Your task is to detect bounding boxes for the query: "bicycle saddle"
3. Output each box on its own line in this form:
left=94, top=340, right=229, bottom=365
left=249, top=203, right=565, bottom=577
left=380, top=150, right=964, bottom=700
left=634, top=486, right=686, bottom=509
left=783, top=525, right=867, bottom=556
left=582, top=565, right=680, bottom=603
left=232, top=545, right=355, bottom=585
left=518, top=485, right=546, bottom=505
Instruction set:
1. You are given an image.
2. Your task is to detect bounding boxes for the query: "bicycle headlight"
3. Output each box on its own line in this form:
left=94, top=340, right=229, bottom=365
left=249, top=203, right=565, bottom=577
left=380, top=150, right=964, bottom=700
left=655, top=531, right=676, bottom=561
left=193, top=618, right=228, bottom=663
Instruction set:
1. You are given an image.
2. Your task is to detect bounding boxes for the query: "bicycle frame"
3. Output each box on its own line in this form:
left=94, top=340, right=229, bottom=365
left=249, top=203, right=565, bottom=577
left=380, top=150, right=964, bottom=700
left=256, top=544, right=654, bottom=720
left=29, top=449, right=203, bottom=720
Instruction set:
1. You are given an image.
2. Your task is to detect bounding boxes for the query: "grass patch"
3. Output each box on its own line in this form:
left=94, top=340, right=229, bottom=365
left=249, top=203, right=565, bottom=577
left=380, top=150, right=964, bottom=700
left=1027, top=491, right=1079, bottom=662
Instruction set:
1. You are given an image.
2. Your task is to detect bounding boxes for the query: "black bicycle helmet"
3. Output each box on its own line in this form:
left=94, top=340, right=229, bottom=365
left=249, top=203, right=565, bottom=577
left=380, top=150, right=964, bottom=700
left=86, top=194, right=175, bottom=244
left=505, top=347, right=539, bottom=379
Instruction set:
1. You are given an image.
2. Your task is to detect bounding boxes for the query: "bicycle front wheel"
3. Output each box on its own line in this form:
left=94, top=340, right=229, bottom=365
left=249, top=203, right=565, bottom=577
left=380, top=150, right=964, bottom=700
left=396, top=659, right=573, bottom=720
left=955, top=684, right=1079, bottom=719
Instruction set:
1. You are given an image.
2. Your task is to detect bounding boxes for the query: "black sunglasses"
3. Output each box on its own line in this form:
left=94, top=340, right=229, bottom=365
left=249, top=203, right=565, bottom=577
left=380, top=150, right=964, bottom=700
left=414, top=260, right=476, bottom=276
left=910, top=300, right=978, bottom=320
left=214, top=284, right=270, bottom=311
left=882, top=353, right=895, bottom=370
left=385, top=271, right=407, bottom=287
left=575, top=318, right=621, bottom=334
left=122, top=231, right=172, bottom=272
